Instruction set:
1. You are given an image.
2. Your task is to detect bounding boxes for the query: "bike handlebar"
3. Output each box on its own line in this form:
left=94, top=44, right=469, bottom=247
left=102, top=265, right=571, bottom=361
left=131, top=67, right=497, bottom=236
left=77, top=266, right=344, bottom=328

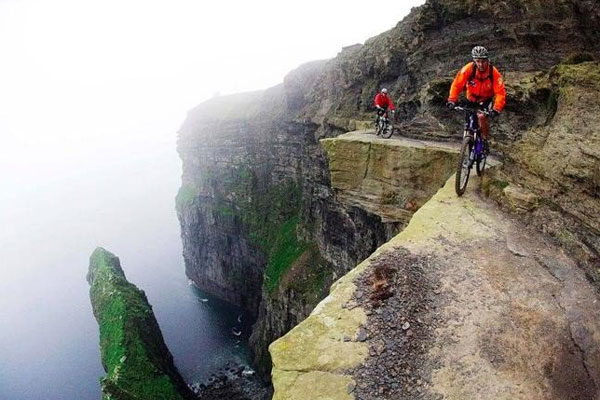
left=454, top=105, right=490, bottom=116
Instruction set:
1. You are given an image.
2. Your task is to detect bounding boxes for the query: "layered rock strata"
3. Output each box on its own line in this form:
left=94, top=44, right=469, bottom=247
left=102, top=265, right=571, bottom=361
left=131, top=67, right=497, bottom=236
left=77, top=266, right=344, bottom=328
left=291, top=0, right=600, bottom=137
left=87, top=247, right=195, bottom=400
left=321, top=132, right=461, bottom=223
left=270, top=177, right=600, bottom=400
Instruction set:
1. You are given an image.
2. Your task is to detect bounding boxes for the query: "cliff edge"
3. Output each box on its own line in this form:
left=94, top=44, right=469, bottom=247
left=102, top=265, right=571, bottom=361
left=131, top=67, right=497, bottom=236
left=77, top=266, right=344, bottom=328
left=270, top=176, right=600, bottom=399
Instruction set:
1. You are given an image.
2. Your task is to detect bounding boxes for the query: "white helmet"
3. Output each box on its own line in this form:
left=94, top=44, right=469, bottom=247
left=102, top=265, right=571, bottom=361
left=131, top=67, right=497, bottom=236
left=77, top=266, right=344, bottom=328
left=471, top=46, right=489, bottom=59
left=381, top=88, right=388, bottom=94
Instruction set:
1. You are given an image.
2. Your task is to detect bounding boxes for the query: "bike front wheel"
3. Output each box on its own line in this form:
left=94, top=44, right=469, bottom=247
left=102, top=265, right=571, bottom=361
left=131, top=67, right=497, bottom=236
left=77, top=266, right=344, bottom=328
left=375, top=119, right=384, bottom=136
left=455, top=137, right=473, bottom=196
left=381, top=122, right=393, bottom=138
left=476, top=154, right=487, bottom=176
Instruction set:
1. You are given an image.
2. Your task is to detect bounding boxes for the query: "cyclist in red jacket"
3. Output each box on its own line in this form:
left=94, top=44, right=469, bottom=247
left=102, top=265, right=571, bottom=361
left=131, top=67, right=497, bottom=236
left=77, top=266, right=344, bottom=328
left=373, top=88, right=395, bottom=127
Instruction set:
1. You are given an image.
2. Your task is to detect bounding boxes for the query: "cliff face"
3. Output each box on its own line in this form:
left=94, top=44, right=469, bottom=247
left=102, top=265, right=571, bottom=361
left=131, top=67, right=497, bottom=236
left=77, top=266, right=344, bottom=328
left=87, top=247, right=195, bottom=400
left=321, top=132, right=462, bottom=223
left=176, top=0, right=600, bottom=380
left=177, top=90, right=398, bottom=375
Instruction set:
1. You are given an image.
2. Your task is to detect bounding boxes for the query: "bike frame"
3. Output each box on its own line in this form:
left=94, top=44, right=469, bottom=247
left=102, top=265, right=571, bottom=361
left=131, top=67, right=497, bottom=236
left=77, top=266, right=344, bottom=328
left=375, top=108, right=394, bottom=138
left=377, top=109, right=389, bottom=123
left=457, top=106, right=487, bottom=167
left=454, top=105, right=489, bottom=196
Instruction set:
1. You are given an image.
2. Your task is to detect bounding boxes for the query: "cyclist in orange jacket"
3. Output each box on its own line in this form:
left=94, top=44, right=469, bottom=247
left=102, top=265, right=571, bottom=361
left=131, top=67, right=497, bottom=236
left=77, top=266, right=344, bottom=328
left=446, top=46, right=506, bottom=153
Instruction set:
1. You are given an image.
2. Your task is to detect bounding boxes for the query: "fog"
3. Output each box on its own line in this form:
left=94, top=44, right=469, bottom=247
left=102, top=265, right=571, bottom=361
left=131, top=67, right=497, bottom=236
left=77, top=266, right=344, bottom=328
left=0, top=0, right=423, bottom=398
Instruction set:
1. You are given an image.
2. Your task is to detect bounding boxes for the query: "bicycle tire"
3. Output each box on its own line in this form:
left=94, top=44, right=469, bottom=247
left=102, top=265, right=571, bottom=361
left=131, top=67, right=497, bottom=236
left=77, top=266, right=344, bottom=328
left=375, top=119, right=384, bottom=136
left=381, top=122, right=393, bottom=138
left=455, top=136, right=472, bottom=196
left=476, top=154, right=487, bottom=176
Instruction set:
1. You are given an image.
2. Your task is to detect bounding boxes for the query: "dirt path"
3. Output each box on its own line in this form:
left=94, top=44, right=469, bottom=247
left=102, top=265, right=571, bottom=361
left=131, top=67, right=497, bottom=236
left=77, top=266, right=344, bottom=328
left=351, top=178, right=600, bottom=399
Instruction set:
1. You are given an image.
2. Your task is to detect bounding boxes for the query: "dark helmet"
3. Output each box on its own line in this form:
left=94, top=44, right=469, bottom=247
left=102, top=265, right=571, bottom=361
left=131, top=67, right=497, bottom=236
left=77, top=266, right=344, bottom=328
left=471, top=46, right=489, bottom=59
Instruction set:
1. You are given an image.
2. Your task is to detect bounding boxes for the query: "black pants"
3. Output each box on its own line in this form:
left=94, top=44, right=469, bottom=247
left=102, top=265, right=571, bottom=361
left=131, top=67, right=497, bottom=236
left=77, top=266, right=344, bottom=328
left=375, top=108, right=388, bottom=124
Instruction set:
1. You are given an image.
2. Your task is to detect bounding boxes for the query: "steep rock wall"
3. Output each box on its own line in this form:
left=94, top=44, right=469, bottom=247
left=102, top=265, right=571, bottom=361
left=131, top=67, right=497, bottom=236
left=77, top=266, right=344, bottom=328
left=484, top=62, right=600, bottom=286
left=177, top=89, right=398, bottom=376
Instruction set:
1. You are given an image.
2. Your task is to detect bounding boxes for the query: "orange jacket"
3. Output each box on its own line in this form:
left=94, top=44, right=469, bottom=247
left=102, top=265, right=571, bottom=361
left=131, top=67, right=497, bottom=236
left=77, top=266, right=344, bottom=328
left=448, top=62, right=506, bottom=112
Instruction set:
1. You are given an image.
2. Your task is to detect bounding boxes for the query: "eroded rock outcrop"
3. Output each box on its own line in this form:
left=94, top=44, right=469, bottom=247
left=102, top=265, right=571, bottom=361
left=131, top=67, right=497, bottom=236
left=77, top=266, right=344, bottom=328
left=87, top=247, right=195, bottom=400
left=321, top=132, right=460, bottom=223
left=270, top=177, right=600, bottom=400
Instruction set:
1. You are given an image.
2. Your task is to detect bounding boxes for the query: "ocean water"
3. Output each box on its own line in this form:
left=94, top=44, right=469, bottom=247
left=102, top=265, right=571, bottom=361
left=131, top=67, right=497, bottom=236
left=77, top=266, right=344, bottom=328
left=0, top=145, right=251, bottom=399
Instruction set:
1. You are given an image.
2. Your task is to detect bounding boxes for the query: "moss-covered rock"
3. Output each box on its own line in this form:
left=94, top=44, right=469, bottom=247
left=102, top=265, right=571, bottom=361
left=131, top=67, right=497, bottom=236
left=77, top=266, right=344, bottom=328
left=269, top=243, right=371, bottom=400
left=87, top=248, right=195, bottom=400
left=498, top=62, right=600, bottom=284
left=210, top=165, right=308, bottom=293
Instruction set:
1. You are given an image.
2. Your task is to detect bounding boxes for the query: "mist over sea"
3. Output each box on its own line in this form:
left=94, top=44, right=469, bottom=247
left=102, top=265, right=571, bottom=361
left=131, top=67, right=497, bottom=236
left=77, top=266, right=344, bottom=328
left=0, top=142, right=251, bottom=399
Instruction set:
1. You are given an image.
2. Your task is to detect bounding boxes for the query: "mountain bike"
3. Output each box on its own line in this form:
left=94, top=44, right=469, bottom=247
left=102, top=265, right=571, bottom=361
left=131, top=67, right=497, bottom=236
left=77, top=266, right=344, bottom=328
left=375, top=109, right=394, bottom=138
left=454, top=105, right=489, bottom=196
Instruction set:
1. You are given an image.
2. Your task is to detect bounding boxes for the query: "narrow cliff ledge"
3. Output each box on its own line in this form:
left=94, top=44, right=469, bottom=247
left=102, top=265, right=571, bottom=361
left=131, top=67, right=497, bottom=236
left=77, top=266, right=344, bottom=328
left=87, top=248, right=195, bottom=400
left=321, top=132, right=461, bottom=224
left=270, top=178, right=600, bottom=400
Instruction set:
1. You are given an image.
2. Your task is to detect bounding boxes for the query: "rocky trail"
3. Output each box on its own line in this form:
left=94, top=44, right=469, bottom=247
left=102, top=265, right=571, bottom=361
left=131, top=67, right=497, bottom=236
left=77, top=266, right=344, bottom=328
left=355, top=129, right=501, bottom=165
left=270, top=173, right=600, bottom=400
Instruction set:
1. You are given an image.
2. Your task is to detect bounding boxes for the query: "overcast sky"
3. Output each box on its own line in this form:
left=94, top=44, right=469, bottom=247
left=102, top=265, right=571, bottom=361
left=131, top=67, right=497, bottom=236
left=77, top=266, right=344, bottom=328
left=0, top=0, right=424, bottom=176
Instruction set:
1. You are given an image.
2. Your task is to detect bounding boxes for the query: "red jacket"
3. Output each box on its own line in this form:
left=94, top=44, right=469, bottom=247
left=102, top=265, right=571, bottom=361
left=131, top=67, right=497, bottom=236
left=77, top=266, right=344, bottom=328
left=374, top=93, right=395, bottom=110
left=448, top=62, right=506, bottom=111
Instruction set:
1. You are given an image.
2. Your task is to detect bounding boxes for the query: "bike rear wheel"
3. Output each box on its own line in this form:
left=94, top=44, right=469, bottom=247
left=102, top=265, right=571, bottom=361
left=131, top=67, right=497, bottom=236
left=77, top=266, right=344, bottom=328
left=455, top=136, right=473, bottom=196
left=381, top=122, right=393, bottom=138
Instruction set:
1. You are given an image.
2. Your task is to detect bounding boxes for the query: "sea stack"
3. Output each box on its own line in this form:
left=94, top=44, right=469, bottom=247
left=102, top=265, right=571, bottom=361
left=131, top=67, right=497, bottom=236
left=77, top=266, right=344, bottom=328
left=87, top=247, right=195, bottom=400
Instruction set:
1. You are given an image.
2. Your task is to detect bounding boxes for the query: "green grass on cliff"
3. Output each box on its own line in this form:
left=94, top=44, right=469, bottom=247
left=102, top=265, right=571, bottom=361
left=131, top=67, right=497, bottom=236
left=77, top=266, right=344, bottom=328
left=175, top=185, right=199, bottom=209
left=554, top=61, right=600, bottom=90
left=89, top=248, right=185, bottom=400
left=212, top=166, right=312, bottom=292
left=264, top=216, right=308, bottom=292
